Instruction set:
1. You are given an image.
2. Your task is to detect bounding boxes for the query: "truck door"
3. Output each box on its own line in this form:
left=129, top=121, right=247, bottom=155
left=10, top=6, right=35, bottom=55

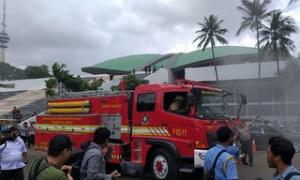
left=133, top=90, right=197, bottom=179
left=160, top=91, right=196, bottom=157
left=195, top=90, right=232, bottom=147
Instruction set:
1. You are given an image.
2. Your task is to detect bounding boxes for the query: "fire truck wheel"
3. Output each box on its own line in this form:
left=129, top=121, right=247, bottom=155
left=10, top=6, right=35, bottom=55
left=150, top=148, right=178, bottom=180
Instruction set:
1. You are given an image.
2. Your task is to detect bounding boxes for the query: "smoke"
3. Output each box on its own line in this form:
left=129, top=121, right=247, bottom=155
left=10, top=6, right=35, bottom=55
left=217, top=58, right=300, bottom=152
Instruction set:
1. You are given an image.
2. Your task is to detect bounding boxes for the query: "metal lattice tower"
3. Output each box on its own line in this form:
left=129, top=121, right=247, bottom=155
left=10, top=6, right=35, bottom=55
left=0, top=0, right=9, bottom=63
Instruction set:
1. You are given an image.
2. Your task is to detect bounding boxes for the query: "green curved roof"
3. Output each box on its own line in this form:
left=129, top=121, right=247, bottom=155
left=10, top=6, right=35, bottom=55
left=82, top=54, right=162, bottom=74
left=82, top=46, right=257, bottom=75
left=94, top=54, right=161, bottom=71
left=174, top=46, right=257, bottom=67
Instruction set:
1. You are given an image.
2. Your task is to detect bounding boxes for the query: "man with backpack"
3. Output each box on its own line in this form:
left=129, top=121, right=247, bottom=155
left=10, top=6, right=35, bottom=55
left=80, top=127, right=120, bottom=180
left=204, top=126, right=238, bottom=180
left=267, top=136, right=300, bottom=180
left=28, top=135, right=73, bottom=180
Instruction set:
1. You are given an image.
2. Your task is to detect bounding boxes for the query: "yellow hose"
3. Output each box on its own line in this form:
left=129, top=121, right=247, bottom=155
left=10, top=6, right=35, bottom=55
left=47, top=107, right=90, bottom=114
left=47, top=100, right=90, bottom=108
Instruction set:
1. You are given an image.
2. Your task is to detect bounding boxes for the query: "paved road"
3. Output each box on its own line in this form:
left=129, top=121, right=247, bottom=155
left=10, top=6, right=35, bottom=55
left=25, top=150, right=300, bottom=180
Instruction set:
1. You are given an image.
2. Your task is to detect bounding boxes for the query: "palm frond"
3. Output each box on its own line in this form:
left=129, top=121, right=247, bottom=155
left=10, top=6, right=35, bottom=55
left=288, top=0, right=298, bottom=6
left=236, top=19, right=252, bottom=35
left=193, top=34, right=206, bottom=44
left=237, top=6, right=251, bottom=15
left=197, top=36, right=208, bottom=49
left=202, top=38, right=210, bottom=51
left=215, top=35, right=228, bottom=44
left=261, top=0, right=272, bottom=8
left=216, top=28, right=228, bottom=35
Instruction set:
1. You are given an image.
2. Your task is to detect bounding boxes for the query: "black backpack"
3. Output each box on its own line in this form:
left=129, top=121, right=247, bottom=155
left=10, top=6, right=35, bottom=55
left=284, top=171, right=300, bottom=180
left=204, top=150, right=226, bottom=180
left=65, top=141, right=91, bottom=180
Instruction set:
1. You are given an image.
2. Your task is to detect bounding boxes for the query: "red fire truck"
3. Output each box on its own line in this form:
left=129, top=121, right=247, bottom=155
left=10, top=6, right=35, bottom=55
left=36, top=80, right=244, bottom=179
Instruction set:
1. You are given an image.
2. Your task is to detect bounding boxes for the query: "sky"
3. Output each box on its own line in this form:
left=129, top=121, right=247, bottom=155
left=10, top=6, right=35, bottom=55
left=3, top=0, right=300, bottom=74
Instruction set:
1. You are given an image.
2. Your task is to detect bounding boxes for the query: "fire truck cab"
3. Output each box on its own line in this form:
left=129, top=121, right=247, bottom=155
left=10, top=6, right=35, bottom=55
left=36, top=80, right=241, bottom=180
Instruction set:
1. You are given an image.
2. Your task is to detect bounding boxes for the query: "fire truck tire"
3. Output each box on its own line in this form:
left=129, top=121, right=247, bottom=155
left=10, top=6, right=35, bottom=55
left=150, top=148, right=178, bottom=180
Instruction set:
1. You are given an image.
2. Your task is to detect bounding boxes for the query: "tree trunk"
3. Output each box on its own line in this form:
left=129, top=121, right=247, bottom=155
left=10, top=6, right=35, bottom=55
left=275, top=49, right=284, bottom=121
left=256, top=25, right=261, bottom=79
left=211, top=45, right=219, bottom=80
left=256, top=24, right=262, bottom=108
left=276, top=51, right=281, bottom=77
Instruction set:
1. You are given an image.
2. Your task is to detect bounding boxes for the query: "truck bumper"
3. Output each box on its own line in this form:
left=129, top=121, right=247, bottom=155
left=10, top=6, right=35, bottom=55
left=194, top=149, right=208, bottom=168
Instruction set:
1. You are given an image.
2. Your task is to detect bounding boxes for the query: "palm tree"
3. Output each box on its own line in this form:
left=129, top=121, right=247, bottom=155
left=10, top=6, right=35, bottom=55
left=237, top=0, right=272, bottom=78
left=288, top=0, right=298, bottom=6
left=259, top=10, right=298, bottom=77
left=287, top=0, right=299, bottom=9
left=193, top=15, right=228, bottom=80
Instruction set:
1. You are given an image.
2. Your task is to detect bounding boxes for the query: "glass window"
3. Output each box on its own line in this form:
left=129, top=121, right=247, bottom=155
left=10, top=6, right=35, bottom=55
left=137, top=93, right=155, bottom=111
left=196, top=90, right=229, bottom=120
left=164, top=92, right=188, bottom=116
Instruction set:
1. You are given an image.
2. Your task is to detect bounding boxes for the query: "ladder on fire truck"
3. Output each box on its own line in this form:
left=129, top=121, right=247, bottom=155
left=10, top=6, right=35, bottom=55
left=58, top=80, right=213, bottom=98
left=57, top=90, right=134, bottom=98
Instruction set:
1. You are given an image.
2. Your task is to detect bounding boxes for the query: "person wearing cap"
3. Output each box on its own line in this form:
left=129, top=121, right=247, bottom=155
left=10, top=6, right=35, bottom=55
left=0, top=127, right=27, bottom=180
left=168, top=95, right=188, bottom=115
left=204, top=126, right=238, bottom=180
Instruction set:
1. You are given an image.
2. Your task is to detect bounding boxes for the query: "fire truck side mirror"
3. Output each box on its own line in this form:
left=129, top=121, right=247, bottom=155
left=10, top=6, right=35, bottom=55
left=187, top=94, right=196, bottom=106
left=240, top=94, right=247, bottom=105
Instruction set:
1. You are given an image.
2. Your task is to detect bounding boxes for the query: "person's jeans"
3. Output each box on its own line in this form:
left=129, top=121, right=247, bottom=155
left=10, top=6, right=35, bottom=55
left=20, top=136, right=28, bottom=147
left=29, top=134, right=35, bottom=148
left=241, top=139, right=253, bottom=165
left=0, top=168, right=24, bottom=180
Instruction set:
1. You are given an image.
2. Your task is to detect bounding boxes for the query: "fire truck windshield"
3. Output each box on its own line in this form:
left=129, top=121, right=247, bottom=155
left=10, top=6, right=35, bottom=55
left=196, top=90, right=229, bottom=120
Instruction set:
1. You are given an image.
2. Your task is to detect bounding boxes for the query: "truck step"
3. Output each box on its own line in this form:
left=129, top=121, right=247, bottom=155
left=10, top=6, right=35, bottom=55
left=179, top=167, right=194, bottom=173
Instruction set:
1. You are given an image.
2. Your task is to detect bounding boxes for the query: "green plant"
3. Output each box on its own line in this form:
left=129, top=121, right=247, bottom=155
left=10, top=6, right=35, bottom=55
left=122, top=74, right=149, bottom=90
left=45, top=78, right=57, bottom=97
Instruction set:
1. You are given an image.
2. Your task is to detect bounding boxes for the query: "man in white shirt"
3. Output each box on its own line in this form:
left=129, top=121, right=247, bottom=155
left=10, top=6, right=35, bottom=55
left=0, top=127, right=27, bottom=180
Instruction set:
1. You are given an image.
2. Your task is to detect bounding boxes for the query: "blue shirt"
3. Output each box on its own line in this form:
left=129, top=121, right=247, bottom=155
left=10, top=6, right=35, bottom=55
left=272, top=165, right=300, bottom=180
left=204, top=144, right=238, bottom=180
left=226, top=145, right=240, bottom=159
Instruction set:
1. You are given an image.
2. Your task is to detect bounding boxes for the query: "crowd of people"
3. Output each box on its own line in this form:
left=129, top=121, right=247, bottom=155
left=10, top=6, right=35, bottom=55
left=19, top=121, right=35, bottom=149
left=204, top=125, right=300, bottom=180
left=0, top=124, right=299, bottom=180
left=0, top=127, right=119, bottom=180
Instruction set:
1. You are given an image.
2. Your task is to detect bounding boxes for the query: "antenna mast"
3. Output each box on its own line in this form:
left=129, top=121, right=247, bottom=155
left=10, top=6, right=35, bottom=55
left=1, top=0, right=5, bottom=33
left=0, top=0, right=9, bottom=63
